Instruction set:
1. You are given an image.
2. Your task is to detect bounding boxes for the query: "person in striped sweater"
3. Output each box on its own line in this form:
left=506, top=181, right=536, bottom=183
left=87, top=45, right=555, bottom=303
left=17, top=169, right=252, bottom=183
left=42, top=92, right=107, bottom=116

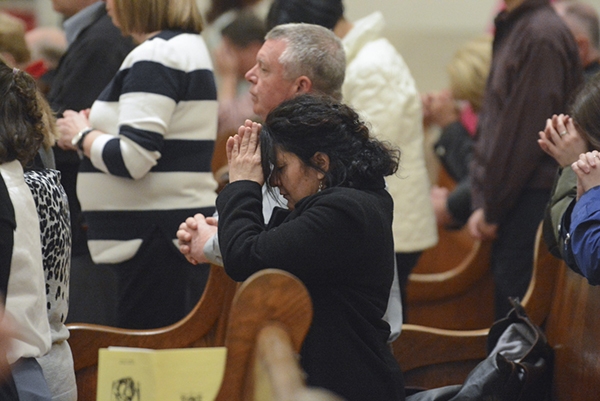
left=56, top=0, right=219, bottom=329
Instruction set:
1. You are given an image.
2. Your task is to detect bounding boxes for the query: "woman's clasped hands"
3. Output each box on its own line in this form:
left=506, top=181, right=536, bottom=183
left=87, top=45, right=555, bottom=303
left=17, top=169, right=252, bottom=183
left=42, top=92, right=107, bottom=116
left=538, top=113, right=587, bottom=168
left=572, top=150, right=600, bottom=200
left=227, top=119, right=264, bottom=185
left=177, top=214, right=218, bottom=265
left=176, top=120, right=263, bottom=265
left=56, top=109, right=92, bottom=151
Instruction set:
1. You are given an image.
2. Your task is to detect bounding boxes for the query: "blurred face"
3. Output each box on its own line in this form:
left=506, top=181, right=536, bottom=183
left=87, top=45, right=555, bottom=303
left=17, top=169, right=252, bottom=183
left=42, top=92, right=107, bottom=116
left=269, top=150, right=323, bottom=210
left=245, top=39, right=299, bottom=119
left=104, top=0, right=120, bottom=28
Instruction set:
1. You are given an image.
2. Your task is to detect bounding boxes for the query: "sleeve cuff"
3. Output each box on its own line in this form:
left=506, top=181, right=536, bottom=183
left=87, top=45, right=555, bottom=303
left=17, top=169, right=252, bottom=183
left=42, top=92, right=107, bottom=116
left=203, top=233, right=223, bottom=267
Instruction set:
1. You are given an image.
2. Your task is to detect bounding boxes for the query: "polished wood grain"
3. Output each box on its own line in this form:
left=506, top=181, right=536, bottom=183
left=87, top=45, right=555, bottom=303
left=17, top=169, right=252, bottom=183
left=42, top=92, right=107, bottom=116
left=546, top=265, right=600, bottom=401
left=407, top=166, right=494, bottom=329
left=68, top=265, right=238, bottom=401
left=70, top=266, right=330, bottom=401
left=250, top=319, right=345, bottom=401
left=215, top=269, right=313, bottom=401
left=397, top=222, right=600, bottom=400
left=397, top=222, right=557, bottom=387
left=393, top=324, right=488, bottom=389
left=520, top=222, right=561, bottom=327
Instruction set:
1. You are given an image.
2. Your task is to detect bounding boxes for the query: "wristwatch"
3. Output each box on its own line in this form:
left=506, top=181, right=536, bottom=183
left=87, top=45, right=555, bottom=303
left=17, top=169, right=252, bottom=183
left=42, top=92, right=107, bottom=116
left=71, top=127, right=94, bottom=151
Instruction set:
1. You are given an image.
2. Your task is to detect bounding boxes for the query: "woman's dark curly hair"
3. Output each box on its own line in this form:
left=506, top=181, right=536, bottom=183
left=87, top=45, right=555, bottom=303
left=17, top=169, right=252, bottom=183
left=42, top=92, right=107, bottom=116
left=0, top=61, right=45, bottom=166
left=570, top=73, right=600, bottom=150
left=260, top=94, right=400, bottom=191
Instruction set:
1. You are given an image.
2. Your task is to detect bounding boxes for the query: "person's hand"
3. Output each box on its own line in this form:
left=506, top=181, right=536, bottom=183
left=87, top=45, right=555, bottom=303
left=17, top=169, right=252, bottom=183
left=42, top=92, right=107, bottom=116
left=572, top=150, right=600, bottom=200
left=177, top=214, right=219, bottom=265
left=467, top=208, right=498, bottom=240
left=56, top=109, right=91, bottom=151
left=538, top=114, right=588, bottom=167
left=430, top=185, right=454, bottom=226
left=427, top=90, right=460, bottom=128
left=227, top=120, right=264, bottom=184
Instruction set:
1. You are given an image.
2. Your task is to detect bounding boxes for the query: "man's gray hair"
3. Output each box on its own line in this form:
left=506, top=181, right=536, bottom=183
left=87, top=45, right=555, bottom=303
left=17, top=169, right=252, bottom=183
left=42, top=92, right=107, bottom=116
left=266, top=23, right=345, bottom=100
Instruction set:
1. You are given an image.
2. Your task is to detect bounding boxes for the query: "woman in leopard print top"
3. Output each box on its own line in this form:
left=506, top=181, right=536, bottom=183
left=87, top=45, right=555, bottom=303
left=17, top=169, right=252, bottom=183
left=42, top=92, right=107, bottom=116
left=25, top=168, right=75, bottom=401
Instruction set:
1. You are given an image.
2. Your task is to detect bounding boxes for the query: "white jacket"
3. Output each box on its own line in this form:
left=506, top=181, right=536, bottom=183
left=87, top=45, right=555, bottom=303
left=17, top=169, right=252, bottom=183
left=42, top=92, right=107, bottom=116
left=342, top=12, right=438, bottom=252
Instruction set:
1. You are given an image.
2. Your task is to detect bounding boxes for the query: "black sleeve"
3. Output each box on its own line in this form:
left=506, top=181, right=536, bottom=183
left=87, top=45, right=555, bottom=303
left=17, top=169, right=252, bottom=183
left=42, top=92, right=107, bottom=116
left=0, top=175, right=15, bottom=304
left=47, top=14, right=134, bottom=115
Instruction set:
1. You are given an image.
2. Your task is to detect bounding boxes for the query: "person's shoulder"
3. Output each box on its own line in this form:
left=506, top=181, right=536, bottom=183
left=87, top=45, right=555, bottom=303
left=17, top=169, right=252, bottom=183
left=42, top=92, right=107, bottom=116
left=147, top=31, right=206, bottom=50
left=309, top=187, right=392, bottom=213
left=80, top=13, right=124, bottom=41
left=135, top=31, right=210, bottom=67
left=348, top=38, right=406, bottom=70
left=24, top=168, right=60, bottom=184
left=24, top=169, right=63, bottom=198
left=345, top=39, right=415, bottom=91
left=521, top=6, right=574, bottom=44
left=74, top=13, right=133, bottom=52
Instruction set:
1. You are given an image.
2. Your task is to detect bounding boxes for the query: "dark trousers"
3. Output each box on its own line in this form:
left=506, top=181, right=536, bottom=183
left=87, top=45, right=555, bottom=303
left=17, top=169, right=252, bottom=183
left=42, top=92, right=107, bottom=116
left=110, top=228, right=209, bottom=329
left=491, top=189, right=550, bottom=319
left=395, top=251, right=423, bottom=323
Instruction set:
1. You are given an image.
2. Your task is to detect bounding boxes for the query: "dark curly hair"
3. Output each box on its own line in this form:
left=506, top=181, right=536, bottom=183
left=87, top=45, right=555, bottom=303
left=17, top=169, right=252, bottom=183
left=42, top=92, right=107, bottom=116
left=0, top=61, right=45, bottom=166
left=570, top=73, right=600, bottom=150
left=260, top=94, right=400, bottom=192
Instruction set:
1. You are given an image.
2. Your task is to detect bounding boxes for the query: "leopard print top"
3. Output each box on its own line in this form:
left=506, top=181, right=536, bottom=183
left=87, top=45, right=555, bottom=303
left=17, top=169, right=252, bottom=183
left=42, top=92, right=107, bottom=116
left=24, top=169, right=71, bottom=341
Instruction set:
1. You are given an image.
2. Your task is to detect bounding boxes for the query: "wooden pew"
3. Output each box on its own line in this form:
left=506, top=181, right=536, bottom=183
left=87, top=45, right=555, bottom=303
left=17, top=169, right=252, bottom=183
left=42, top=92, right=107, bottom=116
left=393, top=223, right=600, bottom=400
left=215, top=269, right=344, bottom=401
left=68, top=265, right=238, bottom=401
left=69, top=267, right=339, bottom=401
left=407, top=166, right=494, bottom=330
left=248, top=325, right=345, bottom=401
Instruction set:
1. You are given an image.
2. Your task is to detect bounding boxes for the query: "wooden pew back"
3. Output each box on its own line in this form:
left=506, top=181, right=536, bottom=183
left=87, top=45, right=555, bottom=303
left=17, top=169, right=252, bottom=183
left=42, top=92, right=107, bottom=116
left=545, top=265, right=600, bottom=400
left=215, top=269, right=344, bottom=401
left=69, top=267, right=336, bottom=401
left=394, top=221, right=600, bottom=400
left=68, top=265, right=238, bottom=400
left=407, top=166, right=495, bottom=330
left=215, top=269, right=313, bottom=401
left=394, top=222, right=562, bottom=390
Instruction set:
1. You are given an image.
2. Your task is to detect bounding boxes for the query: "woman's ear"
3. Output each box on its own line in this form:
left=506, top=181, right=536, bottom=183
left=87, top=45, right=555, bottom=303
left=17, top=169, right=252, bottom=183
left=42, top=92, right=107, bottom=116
left=311, top=152, right=330, bottom=178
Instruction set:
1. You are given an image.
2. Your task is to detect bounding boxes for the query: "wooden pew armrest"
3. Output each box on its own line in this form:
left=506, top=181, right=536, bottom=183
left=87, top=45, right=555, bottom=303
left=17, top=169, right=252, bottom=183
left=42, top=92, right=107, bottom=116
left=393, top=324, right=488, bottom=389
left=394, top=324, right=489, bottom=372
left=408, top=240, right=492, bottom=302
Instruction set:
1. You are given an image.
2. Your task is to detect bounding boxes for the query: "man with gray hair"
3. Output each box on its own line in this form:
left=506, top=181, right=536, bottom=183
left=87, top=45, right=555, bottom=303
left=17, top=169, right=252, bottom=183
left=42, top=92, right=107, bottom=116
left=178, top=22, right=403, bottom=342
left=554, top=0, right=600, bottom=80
left=244, top=23, right=346, bottom=119
left=267, top=0, right=438, bottom=322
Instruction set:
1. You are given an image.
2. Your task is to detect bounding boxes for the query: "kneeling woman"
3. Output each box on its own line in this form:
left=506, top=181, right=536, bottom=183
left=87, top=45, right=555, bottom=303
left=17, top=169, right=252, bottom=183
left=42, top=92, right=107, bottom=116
left=218, top=94, right=405, bottom=401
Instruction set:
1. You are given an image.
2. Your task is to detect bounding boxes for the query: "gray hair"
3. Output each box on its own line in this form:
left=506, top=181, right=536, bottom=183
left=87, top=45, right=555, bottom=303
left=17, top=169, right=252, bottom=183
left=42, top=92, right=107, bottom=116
left=266, top=23, right=345, bottom=100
